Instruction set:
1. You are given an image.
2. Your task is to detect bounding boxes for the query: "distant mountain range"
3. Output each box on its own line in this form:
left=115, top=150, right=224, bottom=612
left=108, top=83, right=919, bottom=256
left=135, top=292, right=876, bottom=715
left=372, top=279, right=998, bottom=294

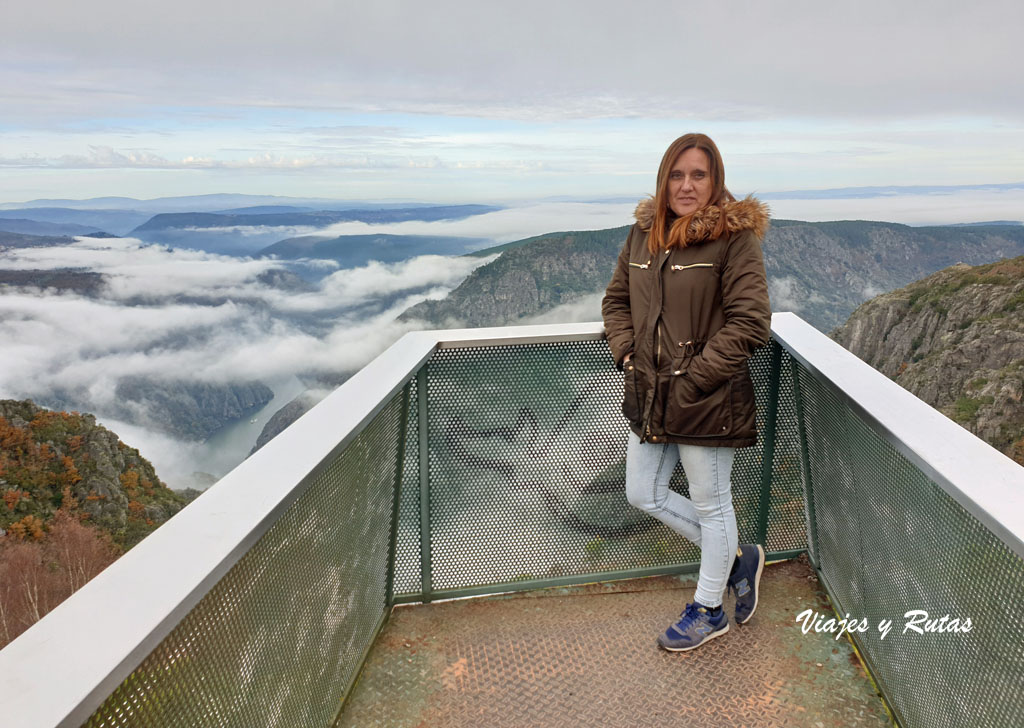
left=0, top=193, right=464, bottom=212
left=0, top=231, right=80, bottom=249
left=132, top=204, right=500, bottom=232
left=127, top=204, right=501, bottom=256
left=0, top=217, right=105, bottom=237
left=259, top=233, right=489, bottom=266
left=0, top=201, right=503, bottom=252
left=760, top=181, right=1024, bottom=200
left=401, top=220, right=1024, bottom=332
left=0, top=208, right=152, bottom=236
left=6, top=184, right=1022, bottom=210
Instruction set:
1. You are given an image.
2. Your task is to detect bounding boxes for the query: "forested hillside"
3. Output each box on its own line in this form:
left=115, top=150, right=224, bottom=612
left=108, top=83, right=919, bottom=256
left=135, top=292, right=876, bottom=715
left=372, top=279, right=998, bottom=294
left=0, top=400, right=188, bottom=648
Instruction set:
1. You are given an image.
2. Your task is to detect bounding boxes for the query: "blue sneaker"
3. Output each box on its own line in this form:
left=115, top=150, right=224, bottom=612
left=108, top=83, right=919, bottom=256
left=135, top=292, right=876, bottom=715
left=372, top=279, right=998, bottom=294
left=729, top=544, right=765, bottom=624
left=657, top=602, right=729, bottom=651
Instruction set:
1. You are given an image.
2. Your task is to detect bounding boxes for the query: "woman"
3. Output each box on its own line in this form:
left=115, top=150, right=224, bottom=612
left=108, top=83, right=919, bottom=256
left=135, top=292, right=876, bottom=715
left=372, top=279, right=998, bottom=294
left=602, top=133, right=771, bottom=651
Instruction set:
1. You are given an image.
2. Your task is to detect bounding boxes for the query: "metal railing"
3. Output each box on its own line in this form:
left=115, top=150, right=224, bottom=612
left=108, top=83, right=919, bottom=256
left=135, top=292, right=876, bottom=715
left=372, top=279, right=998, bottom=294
left=0, top=314, right=1021, bottom=727
left=773, top=314, right=1024, bottom=728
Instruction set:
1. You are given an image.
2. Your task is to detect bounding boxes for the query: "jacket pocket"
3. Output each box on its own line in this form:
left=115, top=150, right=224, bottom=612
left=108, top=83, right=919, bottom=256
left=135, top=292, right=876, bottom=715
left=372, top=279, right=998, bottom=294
left=662, top=373, right=732, bottom=438
left=621, top=363, right=643, bottom=425
left=730, top=369, right=757, bottom=435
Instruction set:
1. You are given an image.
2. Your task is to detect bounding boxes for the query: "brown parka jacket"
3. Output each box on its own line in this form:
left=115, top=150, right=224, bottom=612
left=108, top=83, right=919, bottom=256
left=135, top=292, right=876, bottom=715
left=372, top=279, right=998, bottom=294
left=601, top=196, right=772, bottom=447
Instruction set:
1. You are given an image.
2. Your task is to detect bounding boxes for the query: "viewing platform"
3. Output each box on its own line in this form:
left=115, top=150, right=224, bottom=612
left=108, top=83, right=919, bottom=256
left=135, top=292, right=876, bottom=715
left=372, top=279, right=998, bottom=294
left=1, top=314, right=1021, bottom=727
left=336, top=559, right=890, bottom=727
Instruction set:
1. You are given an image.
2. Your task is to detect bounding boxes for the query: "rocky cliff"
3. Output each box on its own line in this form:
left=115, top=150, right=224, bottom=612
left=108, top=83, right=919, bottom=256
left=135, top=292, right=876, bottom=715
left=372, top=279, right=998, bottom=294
left=250, top=392, right=320, bottom=454
left=0, top=399, right=188, bottom=548
left=0, top=268, right=106, bottom=295
left=110, top=378, right=275, bottom=441
left=832, top=256, right=1024, bottom=463
left=400, top=227, right=629, bottom=326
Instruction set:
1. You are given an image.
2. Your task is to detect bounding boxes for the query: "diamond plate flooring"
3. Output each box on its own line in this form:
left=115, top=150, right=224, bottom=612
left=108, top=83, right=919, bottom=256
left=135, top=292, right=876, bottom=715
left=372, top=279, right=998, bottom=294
left=336, top=556, right=893, bottom=727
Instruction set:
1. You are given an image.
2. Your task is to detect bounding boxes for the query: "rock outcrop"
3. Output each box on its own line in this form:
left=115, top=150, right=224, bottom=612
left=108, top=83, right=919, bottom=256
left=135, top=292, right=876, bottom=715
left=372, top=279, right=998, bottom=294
left=0, top=399, right=187, bottom=547
left=832, top=256, right=1024, bottom=463
left=110, top=379, right=275, bottom=441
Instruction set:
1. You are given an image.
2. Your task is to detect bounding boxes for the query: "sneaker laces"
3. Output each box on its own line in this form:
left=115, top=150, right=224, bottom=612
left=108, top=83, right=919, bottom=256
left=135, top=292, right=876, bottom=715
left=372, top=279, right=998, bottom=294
left=672, top=602, right=705, bottom=632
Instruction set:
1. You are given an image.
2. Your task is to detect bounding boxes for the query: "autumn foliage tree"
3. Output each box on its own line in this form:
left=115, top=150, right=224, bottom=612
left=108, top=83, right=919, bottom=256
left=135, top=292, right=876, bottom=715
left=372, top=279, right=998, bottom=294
left=0, top=508, right=119, bottom=649
left=0, top=400, right=187, bottom=649
left=0, top=403, right=186, bottom=548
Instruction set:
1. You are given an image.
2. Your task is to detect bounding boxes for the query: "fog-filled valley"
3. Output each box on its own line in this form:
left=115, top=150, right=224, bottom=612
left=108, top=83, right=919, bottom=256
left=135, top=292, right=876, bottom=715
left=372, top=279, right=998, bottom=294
left=3, top=193, right=1024, bottom=491
left=0, top=199, right=650, bottom=489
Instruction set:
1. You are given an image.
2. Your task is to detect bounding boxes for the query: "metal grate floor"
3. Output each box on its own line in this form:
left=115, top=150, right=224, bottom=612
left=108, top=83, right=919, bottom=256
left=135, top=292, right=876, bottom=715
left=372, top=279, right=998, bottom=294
left=336, top=556, right=893, bottom=727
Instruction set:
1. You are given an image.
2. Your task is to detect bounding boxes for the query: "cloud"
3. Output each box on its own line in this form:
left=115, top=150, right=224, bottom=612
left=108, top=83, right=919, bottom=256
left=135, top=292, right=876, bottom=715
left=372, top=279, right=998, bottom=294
left=313, top=255, right=498, bottom=302
left=0, top=237, right=494, bottom=407
left=2, top=1, right=1021, bottom=124
left=314, top=202, right=638, bottom=244
left=768, top=277, right=802, bottom=314
left=521, top=293, right=604, bottom=325
left=0, top=146, right=448, bottom=171
left=0, top=227, right=516, bottom=487
left=861, top=284, right=885, bottom=300
left=2, top=1, right=1022, bottom=206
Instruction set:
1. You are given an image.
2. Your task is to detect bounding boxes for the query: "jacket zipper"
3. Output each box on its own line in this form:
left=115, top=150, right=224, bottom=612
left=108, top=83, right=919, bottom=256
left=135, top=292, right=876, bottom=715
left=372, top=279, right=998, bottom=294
left=670, top=262, right=714, bottom=271
left=628, top=260, right=651, bottom=269
left=656, top=321, right=662, bottom=368
left=643, top=321, right=667, bottom=443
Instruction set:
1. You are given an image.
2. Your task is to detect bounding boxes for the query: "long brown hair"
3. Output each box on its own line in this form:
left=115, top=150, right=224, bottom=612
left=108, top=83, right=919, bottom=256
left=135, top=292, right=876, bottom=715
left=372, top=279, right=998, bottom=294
left=648, top=133, right=735, bottom=254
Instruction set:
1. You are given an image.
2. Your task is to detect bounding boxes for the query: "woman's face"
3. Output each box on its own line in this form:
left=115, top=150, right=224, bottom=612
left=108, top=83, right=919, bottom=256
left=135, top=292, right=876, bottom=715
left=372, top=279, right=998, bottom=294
left=667, top=147, right=713, bottom=217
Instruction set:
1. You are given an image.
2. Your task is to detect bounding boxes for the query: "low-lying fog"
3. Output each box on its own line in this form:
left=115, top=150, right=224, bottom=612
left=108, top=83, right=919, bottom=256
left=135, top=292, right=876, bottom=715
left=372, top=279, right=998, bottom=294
left=2, top=192, right=1021, bottom=490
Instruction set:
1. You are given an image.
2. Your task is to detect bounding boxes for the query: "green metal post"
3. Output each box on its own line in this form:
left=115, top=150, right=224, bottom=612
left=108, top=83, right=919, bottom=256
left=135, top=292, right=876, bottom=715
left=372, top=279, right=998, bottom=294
left=384, top=381, right=411, bottom=607
left=756, top=341, right=782, bottom=546
left=790, top=354, right=819, bottom=565
left=417, top=365, right=433, bottom=602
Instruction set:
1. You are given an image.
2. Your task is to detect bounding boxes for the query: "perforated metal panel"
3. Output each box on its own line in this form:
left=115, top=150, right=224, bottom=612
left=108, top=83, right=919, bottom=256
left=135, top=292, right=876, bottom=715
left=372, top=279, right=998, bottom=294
left=748, top=344, right=807, bottom=553
left=74, top=328, right=1024, bottom=728
left=795, top=365, right=1024, bottom=727
left=85, top=389, right=408, bottom=728
left=399, top=339, right=807, bottom=599
left=392, top=374, right=421, bottom=598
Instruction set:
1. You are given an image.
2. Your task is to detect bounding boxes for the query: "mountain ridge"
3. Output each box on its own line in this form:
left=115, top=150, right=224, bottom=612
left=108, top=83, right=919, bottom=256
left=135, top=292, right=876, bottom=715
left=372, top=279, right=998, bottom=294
left=401, top=220, right=1024, bottom=332
left=133, top=204, right=501, bottom=232
left=832, top=256, right=1024, bottom=464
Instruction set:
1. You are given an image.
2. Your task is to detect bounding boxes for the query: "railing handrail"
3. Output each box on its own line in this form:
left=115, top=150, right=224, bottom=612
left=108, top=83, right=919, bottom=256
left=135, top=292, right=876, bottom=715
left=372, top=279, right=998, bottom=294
left=772, top=312, right=1024, bottom=558
left=0, top=330, right=442, bottom=727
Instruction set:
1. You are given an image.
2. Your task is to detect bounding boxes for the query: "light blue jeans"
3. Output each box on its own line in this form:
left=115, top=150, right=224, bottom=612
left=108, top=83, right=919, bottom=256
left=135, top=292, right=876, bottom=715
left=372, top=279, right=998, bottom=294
left=625, top=430, right=738, bottom=608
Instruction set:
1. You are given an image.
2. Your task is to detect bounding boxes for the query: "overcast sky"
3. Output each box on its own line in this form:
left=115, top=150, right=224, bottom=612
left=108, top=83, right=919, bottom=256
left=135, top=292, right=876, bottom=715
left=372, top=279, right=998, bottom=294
left=2, top=0, right=1022, bottom=214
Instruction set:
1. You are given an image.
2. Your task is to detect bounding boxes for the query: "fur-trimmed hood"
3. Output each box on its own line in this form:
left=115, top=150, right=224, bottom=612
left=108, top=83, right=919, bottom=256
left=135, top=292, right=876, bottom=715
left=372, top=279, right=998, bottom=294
left=633, top=196, right=771, bottom=245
